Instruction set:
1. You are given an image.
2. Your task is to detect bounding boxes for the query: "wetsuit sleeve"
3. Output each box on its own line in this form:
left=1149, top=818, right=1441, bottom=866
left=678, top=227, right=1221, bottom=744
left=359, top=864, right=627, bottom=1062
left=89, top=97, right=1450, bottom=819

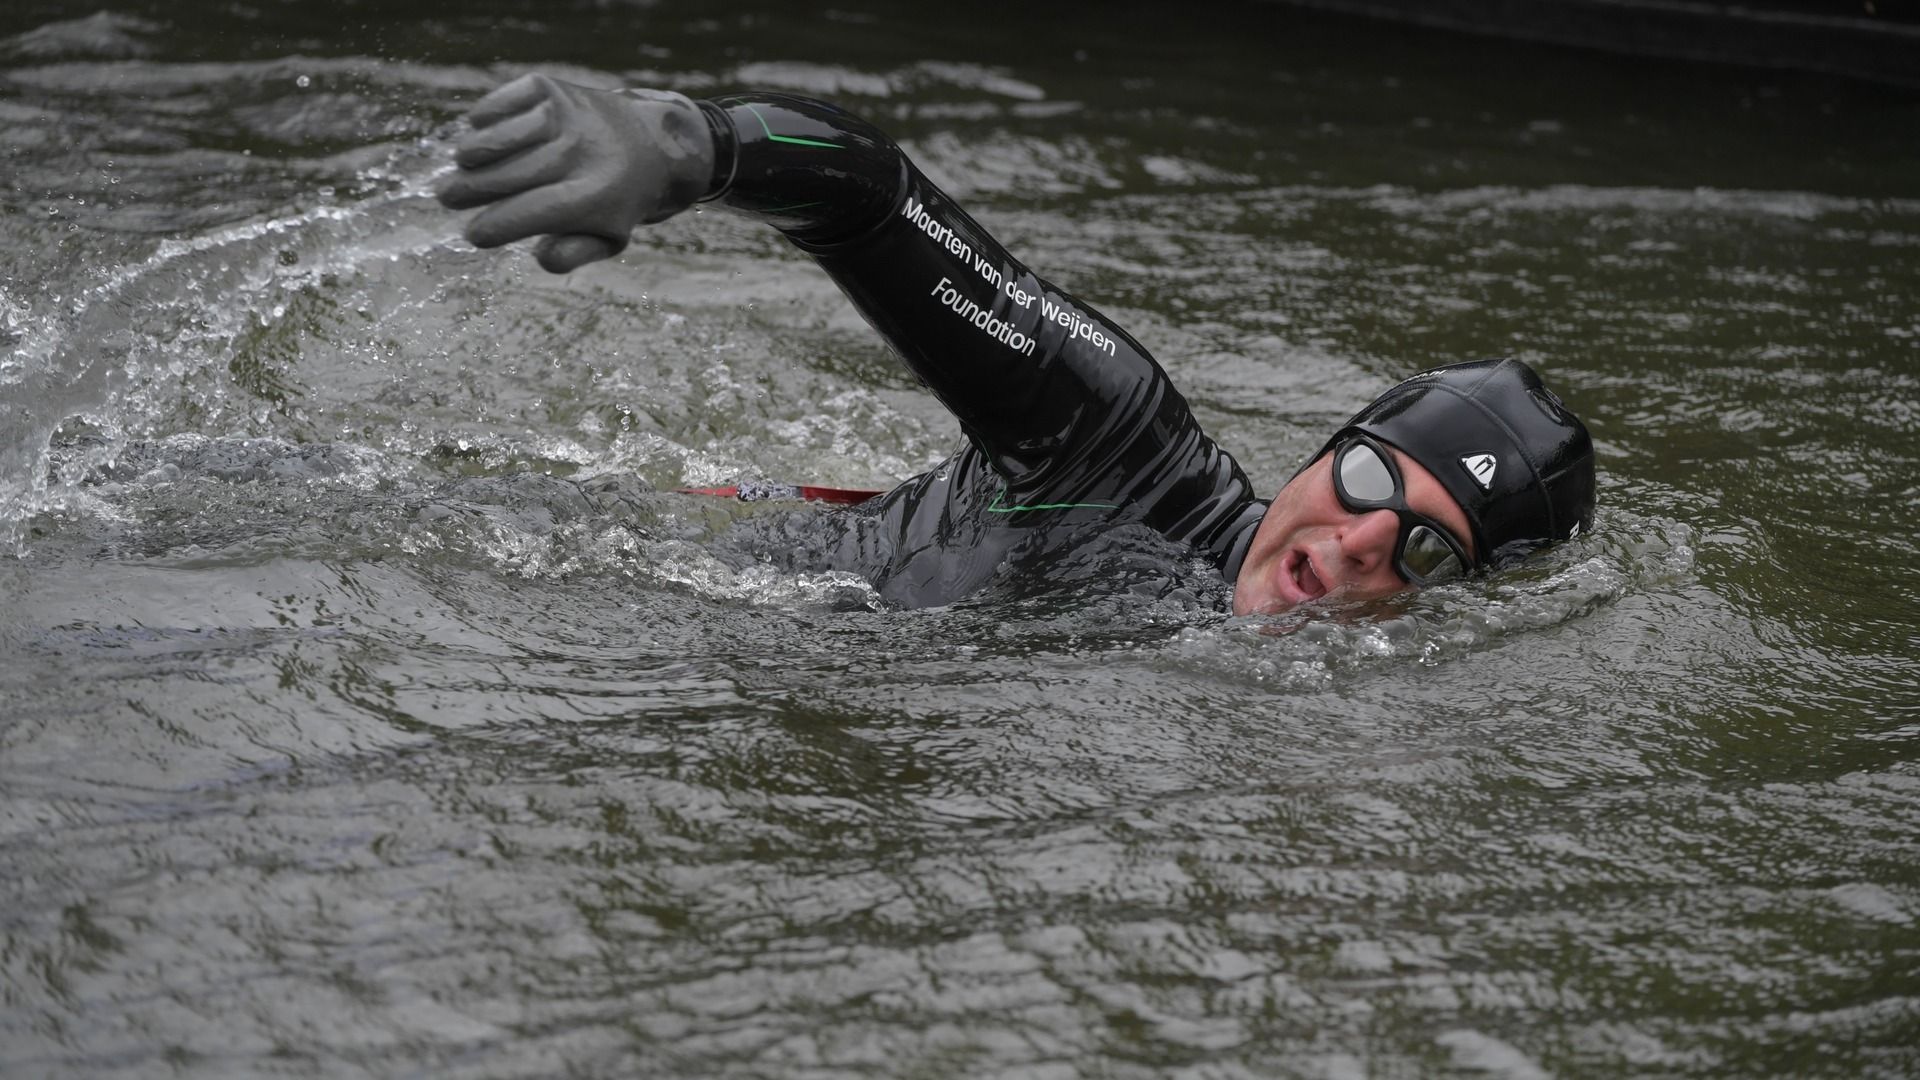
left=696, top=92, right=1239, bottom=519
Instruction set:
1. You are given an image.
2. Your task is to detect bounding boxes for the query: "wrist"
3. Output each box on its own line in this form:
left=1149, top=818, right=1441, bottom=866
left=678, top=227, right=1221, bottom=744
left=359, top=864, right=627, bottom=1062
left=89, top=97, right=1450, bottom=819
left=695, top=100, right=737, bottom=202
left=614, top=88, right=717, bottom=223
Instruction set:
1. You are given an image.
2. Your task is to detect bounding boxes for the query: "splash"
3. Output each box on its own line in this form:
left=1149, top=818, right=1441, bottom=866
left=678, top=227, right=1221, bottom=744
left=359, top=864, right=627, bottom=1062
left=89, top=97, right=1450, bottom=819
left=0, top=143, right=456, bottom=557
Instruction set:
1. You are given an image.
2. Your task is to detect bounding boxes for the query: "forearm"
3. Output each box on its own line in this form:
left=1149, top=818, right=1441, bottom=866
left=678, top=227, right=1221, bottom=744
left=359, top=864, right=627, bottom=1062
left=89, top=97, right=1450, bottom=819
left=696, top=94, right=902, bottom=244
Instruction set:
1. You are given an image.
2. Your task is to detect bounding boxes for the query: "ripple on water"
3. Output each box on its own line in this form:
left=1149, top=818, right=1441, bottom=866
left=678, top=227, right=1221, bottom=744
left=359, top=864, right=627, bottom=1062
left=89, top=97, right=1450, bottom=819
left=5, top=17, right=1920, bottom=1077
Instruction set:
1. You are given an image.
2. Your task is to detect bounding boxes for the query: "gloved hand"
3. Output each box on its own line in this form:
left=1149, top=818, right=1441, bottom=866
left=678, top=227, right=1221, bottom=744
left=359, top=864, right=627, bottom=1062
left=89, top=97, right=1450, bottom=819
left=437, top=74, right=715, bottom=273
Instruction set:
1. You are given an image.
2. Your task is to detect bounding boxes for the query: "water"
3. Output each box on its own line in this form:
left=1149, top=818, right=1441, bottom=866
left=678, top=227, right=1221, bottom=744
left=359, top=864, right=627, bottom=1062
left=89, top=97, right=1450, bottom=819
left=4, top=2, right=1918, bottom=1076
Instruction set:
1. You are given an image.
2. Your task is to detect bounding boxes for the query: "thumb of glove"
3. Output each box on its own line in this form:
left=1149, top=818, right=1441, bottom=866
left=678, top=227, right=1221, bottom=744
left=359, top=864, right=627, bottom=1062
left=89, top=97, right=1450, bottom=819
left=535, top=234, right=624, bottom=274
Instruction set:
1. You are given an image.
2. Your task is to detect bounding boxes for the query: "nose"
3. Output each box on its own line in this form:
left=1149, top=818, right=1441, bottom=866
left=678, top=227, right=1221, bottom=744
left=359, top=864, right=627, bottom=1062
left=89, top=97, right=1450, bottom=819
left=1338, top=508, right=1400, bottom=574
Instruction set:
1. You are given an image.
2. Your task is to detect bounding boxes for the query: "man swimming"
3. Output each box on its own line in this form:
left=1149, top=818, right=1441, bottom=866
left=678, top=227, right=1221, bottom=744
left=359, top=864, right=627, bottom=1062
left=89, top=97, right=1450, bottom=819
left=437, top=75, right=1595, bottom=612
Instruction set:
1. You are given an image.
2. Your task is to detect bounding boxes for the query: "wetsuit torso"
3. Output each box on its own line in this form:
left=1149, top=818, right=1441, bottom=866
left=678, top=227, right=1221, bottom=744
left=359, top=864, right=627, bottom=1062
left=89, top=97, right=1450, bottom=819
left=698, top=93, right=1267, bottom=607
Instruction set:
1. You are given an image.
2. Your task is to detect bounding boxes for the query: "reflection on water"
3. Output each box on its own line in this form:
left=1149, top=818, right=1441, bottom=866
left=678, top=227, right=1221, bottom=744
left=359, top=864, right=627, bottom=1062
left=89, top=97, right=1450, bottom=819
left=3, top=1, right=1917, bottom=1076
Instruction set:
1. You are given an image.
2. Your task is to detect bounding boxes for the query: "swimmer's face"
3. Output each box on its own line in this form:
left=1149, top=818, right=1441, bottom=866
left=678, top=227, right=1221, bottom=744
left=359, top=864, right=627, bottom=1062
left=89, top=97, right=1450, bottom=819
left=1232, top=444, right=1476, bottom=616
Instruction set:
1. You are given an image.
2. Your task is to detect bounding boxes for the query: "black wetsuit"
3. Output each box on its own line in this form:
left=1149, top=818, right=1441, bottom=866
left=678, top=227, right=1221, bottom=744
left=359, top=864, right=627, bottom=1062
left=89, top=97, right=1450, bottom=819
left=699, top=94, right=1267, bottom=607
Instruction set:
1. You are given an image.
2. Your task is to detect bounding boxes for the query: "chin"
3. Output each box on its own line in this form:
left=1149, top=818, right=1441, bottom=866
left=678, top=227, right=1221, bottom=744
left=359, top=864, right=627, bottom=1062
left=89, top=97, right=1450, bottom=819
left=1231, top=584, right=1302, bottom=618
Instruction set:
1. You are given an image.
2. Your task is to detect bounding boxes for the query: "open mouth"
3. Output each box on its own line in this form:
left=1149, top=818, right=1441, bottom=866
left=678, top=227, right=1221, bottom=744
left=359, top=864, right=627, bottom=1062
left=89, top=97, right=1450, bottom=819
left=1286, top=549, right=1327, bottom=602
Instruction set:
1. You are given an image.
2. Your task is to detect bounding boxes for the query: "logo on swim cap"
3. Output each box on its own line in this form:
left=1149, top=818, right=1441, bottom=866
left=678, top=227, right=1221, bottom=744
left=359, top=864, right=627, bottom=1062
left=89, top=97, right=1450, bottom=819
left=1461, top=453, right=1497, bottom=490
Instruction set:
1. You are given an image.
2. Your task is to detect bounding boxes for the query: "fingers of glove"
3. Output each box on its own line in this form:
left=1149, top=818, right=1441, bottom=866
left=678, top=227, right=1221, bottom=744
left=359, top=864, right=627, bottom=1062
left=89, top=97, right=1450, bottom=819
left=534, top=234, right=623, bottom=274
left=466, top=73, right=558, bottom=130
left=437, top=137, right=574, bottom=211
left=452, top=100, right=556, bottom=170
left=463, top=180, right=614, bottom=250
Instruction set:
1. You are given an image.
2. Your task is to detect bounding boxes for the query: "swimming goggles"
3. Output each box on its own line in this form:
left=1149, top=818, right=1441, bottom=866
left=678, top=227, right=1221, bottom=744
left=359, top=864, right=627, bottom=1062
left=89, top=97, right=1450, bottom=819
left=1331, top=434, right=1473, bottom=585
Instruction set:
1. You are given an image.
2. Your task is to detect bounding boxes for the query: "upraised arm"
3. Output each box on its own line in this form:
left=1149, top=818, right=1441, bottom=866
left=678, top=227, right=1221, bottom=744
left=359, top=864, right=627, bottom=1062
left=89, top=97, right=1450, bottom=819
left=439, top=78, right=1251, bottom=527
left=699, top=92, right=1205, bottom=501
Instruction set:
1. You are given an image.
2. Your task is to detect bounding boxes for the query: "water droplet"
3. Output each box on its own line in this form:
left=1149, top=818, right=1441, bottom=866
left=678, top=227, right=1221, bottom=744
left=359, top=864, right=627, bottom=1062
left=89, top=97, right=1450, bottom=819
left=296, top=75, right=311, bottom=89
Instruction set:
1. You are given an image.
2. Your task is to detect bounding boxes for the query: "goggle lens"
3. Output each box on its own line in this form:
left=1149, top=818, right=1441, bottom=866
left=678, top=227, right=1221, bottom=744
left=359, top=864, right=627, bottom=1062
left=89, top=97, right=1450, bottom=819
left=1337, top=441, right=1397, bottom=503
left=1402, top=525, right=1465, bottom=582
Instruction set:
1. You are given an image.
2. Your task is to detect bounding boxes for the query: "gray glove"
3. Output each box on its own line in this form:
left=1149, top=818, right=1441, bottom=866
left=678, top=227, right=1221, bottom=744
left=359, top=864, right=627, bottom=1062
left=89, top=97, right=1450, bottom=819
left=437, top=74, right=715, bottom=273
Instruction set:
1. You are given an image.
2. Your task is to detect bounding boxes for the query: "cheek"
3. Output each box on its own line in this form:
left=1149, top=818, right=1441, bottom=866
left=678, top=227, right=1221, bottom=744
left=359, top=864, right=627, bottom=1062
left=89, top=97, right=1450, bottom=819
left=1358, top=571, right=1405, bottom=598
left=1352, top=560, right=1415, bottom=600
left=1248, top=497, right=1303, bottom=563
left=1262, top=467, right=1336, bottom=537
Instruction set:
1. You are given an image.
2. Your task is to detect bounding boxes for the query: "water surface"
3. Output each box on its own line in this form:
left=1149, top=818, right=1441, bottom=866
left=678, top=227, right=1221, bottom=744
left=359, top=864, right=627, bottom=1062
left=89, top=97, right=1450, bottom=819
left=3, top=2, right=1918, bottom=1077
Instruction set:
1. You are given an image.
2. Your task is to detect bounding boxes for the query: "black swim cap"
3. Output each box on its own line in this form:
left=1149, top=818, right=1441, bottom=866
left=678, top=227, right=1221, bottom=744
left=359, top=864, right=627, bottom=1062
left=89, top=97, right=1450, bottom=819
left=1312, top=358, right=1595, bottom=568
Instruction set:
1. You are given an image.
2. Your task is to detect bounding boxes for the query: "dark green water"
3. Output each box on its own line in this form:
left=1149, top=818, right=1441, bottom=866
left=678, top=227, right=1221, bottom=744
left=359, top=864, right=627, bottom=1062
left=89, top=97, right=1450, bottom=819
left=3, top=2, right=1918, bottom=1077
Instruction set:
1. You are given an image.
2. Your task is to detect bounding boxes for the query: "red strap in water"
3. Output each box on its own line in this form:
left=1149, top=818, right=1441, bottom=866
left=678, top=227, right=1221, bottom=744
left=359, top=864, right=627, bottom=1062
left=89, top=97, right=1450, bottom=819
left=676, top=481, right=885, bottom=505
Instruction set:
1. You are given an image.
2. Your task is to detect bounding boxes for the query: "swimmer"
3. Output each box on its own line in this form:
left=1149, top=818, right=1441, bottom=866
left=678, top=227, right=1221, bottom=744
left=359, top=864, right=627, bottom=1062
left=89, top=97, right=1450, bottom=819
left=437, top=75, right=1594, bottom=612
